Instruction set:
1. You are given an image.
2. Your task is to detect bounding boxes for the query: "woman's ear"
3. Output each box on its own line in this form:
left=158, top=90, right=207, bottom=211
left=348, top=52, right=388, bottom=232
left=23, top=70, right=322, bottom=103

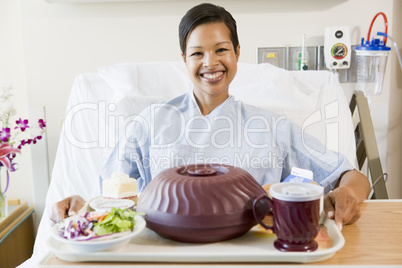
left=236, top=45, right=241, bottom=62
left=181, top=53, right=186, bottom=63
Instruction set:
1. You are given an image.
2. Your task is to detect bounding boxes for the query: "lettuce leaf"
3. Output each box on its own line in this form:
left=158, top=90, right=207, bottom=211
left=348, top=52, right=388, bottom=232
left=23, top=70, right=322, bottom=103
left=93, top=208, right=142, bottom=236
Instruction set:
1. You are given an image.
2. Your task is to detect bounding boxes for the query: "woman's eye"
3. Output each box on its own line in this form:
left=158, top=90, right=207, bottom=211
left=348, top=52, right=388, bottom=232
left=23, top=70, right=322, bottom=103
left=190, top=52, right=202, bottom=57
left=217, top=48, right=227, bottom=53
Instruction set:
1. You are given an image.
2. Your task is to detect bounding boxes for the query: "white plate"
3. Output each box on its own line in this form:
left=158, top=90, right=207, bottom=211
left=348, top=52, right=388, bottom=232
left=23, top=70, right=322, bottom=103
left=89, top=196, right=135, bottom=212
left=47, top=218, right=344, bottom=263
left=51, top=215, right=146, bottom=252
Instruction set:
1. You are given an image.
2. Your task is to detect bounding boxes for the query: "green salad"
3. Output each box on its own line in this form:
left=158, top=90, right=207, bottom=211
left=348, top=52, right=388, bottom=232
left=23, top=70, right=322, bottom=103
left=93, top=208, right=141, bottom=236
left=58, top=208, right=144, bottom=241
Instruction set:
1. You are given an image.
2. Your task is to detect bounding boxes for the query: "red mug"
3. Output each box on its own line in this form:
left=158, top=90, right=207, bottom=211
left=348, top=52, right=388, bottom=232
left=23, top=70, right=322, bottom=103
left=253, top=182, right=323, bottom=252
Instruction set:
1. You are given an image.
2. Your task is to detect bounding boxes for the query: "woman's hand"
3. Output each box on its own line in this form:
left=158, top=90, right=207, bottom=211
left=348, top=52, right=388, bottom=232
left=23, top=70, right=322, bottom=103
left=324, top=169, right=370, bottom=231
left=50, top=195, right=85, bottom=224
left=324, top=185, right=361, bottom=231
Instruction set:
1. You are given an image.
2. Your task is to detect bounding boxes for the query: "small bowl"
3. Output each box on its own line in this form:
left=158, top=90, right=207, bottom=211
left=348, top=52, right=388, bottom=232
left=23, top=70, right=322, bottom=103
left=89, top=197, right=135, bottom=213
left=51, top=215, right=146, bottom=252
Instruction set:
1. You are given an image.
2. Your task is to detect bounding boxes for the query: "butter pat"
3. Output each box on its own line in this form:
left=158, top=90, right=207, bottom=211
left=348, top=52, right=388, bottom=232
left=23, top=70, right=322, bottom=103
left=102, top=171, right=137, bottom=199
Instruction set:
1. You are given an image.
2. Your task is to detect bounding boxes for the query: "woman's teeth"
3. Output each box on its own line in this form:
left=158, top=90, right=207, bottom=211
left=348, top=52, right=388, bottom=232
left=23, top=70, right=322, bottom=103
left=203, top=72, right=223, bottom=79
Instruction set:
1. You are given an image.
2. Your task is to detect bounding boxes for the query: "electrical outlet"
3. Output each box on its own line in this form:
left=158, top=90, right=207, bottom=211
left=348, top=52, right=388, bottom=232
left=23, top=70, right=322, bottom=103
left=257, top=47, right=286, bottom=68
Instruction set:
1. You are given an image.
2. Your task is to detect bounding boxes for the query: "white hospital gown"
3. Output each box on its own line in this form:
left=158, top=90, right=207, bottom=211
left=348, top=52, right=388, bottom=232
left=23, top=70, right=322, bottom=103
left=100, top=91, right=354, bottom=194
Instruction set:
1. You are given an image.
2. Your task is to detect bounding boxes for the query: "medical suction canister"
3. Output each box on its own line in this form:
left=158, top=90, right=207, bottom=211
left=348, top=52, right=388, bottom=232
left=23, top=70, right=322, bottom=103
left=355, top=32, right=390, bottom=97
left=354, top=12, right=397, bottom=104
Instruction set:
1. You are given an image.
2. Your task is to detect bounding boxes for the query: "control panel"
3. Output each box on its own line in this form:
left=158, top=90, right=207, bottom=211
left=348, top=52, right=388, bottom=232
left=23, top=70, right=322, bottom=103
left=324, top=26, right=351, bottom=70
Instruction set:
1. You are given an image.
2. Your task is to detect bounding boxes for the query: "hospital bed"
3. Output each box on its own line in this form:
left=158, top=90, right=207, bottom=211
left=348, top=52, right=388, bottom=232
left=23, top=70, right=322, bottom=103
left=31, top=62, right=387, bottom=263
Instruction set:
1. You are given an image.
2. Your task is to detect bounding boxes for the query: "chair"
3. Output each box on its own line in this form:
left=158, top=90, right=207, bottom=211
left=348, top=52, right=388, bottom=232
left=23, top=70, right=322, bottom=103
left=349, top=90, right=388, bottom=199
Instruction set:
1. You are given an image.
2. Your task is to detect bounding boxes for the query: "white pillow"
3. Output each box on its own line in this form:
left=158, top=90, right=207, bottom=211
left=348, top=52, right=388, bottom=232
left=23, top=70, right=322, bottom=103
left=98, top=62, right=191, bottom=103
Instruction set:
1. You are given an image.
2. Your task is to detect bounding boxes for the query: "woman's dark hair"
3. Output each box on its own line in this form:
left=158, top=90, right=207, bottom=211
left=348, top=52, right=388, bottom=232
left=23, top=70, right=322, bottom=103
left=179, top=3, right=239, bottom=56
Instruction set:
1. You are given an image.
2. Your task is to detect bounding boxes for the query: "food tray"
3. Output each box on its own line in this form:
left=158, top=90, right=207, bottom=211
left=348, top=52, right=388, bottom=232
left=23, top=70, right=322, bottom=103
left=46, top=218, right=344, bottom=264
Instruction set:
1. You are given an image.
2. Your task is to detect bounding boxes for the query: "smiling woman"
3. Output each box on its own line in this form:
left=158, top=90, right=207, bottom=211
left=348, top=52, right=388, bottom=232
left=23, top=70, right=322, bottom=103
left=179, top=3, right=240, bottom=115
left=183, top=22, right=240, bottom=115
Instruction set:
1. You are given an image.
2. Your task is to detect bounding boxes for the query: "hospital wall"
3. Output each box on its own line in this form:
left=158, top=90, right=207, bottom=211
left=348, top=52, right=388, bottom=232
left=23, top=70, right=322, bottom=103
left=1, top=0, right=401, bottom=217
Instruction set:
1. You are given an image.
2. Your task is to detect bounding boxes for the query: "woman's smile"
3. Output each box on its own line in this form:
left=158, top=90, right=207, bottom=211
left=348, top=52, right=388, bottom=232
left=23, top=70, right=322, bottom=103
left=200, top=70, right=225, bottom=83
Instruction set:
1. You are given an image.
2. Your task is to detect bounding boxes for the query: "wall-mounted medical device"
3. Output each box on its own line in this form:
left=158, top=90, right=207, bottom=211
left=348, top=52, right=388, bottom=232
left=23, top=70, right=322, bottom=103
left=324, top=26, right=352, bottom=70
left=257, top=46, right=323, bottom=71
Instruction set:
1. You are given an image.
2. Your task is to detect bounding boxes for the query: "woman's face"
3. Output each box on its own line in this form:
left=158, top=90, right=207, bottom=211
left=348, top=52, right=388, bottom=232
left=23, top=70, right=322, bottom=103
left=183, top=22, right=240, bottom=101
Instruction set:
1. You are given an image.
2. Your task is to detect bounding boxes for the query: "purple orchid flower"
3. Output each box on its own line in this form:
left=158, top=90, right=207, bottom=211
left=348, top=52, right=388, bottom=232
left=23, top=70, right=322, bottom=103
left=8, top=158, right=18, bottom=172
left=38, top=119, right=46, bottom=130
left=32, top=136, right=42, bottom=144
left=0, top=127, right=11, bottom=142
left=17, top=139, right=33, bottom=149
left=14, top=118, right=29, bottom=132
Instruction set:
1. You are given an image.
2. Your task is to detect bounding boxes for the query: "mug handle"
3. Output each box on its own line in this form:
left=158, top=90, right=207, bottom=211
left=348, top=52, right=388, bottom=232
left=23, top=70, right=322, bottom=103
left=252, top=194, right=274, bottom=230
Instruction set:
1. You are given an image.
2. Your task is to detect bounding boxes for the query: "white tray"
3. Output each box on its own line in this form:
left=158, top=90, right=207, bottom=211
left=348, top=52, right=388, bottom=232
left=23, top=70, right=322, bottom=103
left=46, top=218, right=344, bottom=264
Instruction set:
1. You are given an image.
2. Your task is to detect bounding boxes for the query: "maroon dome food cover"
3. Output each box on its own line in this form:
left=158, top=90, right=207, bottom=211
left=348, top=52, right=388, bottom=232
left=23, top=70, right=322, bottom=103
left=137, top=164, right=268, bottom=243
